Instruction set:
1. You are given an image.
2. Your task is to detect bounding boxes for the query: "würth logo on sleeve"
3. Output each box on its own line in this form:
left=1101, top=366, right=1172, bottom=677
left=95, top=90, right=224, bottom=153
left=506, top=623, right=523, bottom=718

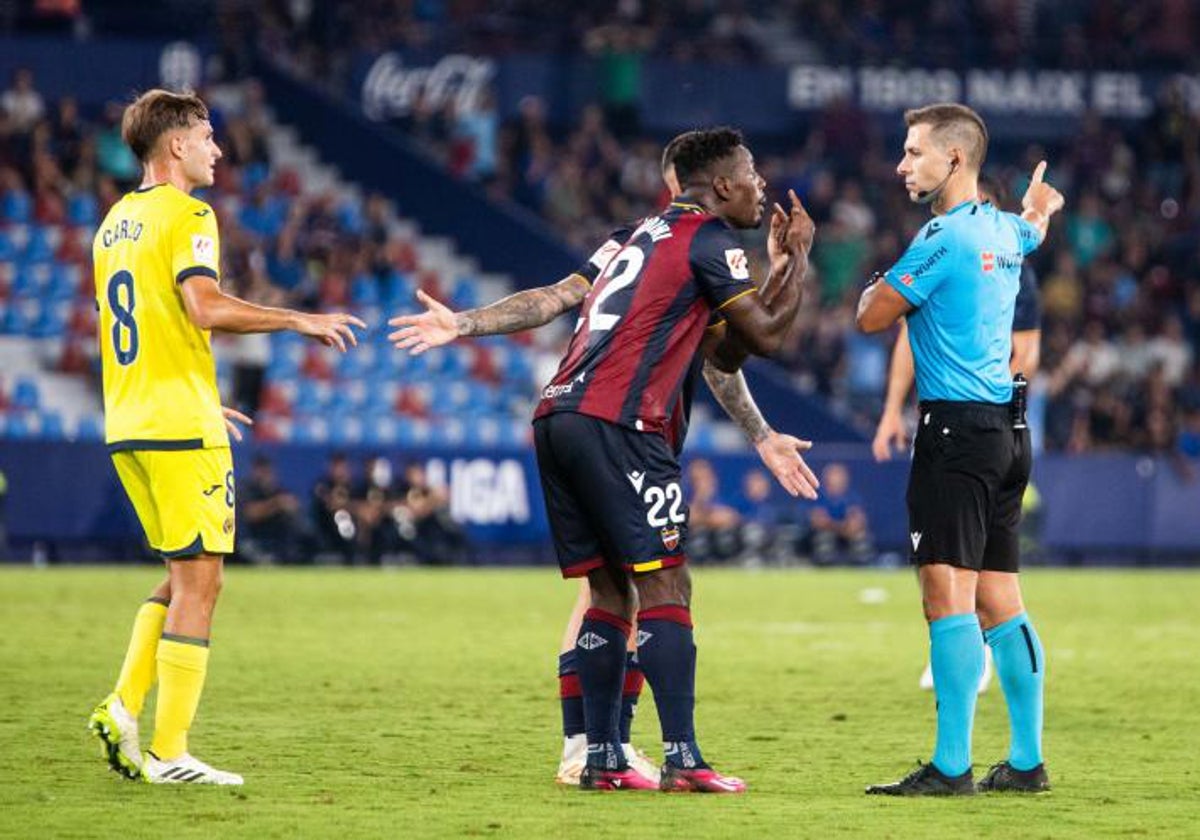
left=724, top=248, right=750, bottom=280
left=899, top=273, right=914, bottom=286
left=981, top=251, right=996, bottom=272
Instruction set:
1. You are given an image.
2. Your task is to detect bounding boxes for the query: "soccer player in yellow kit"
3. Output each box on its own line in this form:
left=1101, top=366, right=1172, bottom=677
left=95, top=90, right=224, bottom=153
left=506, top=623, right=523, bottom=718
left=87, top=89, right=364, bottom=785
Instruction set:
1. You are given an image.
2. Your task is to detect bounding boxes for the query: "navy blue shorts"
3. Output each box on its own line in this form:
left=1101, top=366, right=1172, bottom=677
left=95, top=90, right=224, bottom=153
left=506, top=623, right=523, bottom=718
left=533, top=412, right=688, bottom=578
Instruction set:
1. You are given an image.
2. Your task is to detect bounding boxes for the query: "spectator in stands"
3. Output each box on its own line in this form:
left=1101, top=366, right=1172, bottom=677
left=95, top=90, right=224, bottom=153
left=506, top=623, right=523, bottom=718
left=311, top=452, right=357, bottom=564
left=396, top=460, right=467, bottom=565
left=686, top=458, right=741, bottom=563
left=1, top=68, right=45, bottom=134
left=95, top=101, right=139, bottom=186
left=240, top=454, right=307, bottom=564
left=809, top=463, right=872, bottom=566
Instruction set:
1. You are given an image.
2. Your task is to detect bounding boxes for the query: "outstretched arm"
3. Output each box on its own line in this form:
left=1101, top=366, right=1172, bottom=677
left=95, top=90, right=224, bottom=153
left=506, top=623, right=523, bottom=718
left=701, top=357, right=820, bottom=499
left=389, top=275, right=590, bottom=353
left=180, top=277, right=364, bottom=351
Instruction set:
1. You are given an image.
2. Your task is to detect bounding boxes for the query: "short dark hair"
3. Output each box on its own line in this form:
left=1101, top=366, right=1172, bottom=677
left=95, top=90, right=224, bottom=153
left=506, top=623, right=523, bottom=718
left=121, top=88, right=209, bottom=163
left=904, top=103, right=988, bottom=170
left=661, top=130, right=697, bottom=174
left=670, top=127, right=744, bottom=185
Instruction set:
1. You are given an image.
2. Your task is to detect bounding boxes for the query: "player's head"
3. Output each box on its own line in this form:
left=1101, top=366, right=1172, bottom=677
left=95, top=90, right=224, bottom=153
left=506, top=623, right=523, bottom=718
left=660, top=131, right=696, bottom=198
left=671, top=126, right=766, bottom=229
left=122, top=89, right=221, bottom=189
left=977, top=172, right=1008, bottom=208
left=898, top=103, right=988, bottom=205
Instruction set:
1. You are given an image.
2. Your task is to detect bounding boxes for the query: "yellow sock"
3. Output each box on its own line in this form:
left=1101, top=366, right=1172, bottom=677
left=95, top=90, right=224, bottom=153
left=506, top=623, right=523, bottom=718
left=114, top=599, right=168, bottom=717
left=150, top=635, right=210, bottom=759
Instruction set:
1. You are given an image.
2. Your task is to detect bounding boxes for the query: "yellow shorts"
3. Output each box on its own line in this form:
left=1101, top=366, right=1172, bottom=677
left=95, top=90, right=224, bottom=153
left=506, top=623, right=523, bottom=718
left=111, top=447, right=236, bottom=558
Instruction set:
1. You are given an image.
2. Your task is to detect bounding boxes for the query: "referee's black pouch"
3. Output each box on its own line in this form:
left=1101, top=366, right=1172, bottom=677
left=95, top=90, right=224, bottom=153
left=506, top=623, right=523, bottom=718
left=1010, top=373, right=1028, bottom=430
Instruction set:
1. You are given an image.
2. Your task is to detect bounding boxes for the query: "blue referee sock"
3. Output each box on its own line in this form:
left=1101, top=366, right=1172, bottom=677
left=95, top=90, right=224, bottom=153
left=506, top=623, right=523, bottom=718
left=929, top=613, right=985, bottom=778
left=576, top=609, right=630, bottom=771
left=985, top=612, right=1045, bottom=771
left=637, top=606, right=707, bottom=770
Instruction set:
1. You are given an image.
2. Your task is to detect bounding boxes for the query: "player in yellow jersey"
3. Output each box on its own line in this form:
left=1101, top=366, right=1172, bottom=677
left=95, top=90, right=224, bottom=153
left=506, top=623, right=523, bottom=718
left=87, top=89, right=364, bottom=785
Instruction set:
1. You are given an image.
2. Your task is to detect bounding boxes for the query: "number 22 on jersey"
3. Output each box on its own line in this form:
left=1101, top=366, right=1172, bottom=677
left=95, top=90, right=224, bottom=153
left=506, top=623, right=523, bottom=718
left=577, top=246, right=645, bottom=336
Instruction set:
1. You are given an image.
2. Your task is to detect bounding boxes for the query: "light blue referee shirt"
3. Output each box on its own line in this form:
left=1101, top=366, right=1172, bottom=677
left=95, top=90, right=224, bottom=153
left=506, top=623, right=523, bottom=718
left=885, top=199, right=1043, bottom=404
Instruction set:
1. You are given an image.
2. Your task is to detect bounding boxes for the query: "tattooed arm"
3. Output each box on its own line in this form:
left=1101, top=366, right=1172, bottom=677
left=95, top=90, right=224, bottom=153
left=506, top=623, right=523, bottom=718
left=388, top=274, right=590, bottom=353
left=700, top=334, right=820, bottom=499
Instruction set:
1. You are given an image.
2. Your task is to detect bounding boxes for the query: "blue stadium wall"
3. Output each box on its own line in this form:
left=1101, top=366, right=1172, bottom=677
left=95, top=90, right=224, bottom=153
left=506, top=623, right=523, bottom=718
left=2, top=441, right=1199, bottom=562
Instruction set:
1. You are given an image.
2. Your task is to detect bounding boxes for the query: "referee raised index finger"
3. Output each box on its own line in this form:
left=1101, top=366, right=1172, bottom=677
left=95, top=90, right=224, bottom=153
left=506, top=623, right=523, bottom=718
left=1031, top=160, right=1047, bottom=184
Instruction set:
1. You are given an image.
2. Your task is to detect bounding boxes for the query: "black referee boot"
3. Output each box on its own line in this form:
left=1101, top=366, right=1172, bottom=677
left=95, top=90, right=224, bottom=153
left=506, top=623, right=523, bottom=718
left=865, top=761, right=975, bottom=796
left=977, top=760, right=1051, bottom=793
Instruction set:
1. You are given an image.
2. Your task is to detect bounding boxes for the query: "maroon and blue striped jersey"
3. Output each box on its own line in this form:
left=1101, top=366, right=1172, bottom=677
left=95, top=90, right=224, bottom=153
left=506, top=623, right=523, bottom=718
left=535, top=201, right=756, bottom=436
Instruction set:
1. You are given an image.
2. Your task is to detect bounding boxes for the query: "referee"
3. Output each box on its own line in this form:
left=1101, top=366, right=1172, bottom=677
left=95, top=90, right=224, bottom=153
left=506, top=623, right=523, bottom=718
left=855, top=103, right=1064, bottom=796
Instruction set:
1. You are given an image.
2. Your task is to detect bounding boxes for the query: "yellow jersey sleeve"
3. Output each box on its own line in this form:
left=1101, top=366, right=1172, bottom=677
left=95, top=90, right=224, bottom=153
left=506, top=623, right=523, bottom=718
left=171, top=203, right=221, bottom=285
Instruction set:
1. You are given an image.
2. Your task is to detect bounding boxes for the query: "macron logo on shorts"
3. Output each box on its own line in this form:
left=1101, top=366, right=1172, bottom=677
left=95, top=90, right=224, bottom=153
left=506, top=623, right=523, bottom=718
left=910, top=531, right=923, bottom=551
left=626, top=470, right=645, bottom=493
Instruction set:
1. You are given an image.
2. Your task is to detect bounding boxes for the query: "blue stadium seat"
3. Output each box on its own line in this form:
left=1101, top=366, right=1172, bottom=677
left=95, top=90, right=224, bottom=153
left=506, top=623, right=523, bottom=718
left=4, top=411, right=33, bottom=438
left=74, top=414, right=104, bottom=441
left=350, top=274, right=380, bottom=307
left=396, top=418, right=432, bottom=447
left=1, top=190, right=32, bottom=223
left=38, top=410, right=65, bottom=439
left=0, top=230, right=16, bottom=261
left=23, top=226, right=54, bottom=262
left=67, top=193, right=98, bottom=226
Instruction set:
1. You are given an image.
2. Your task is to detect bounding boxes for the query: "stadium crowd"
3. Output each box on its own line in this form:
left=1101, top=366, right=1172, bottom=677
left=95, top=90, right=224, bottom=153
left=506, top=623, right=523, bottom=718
left=238, top=0, right=1199, bottom=88
left=363, top=78, right=1200, bottom=456
left=4, top=62, right=1200, bottom=458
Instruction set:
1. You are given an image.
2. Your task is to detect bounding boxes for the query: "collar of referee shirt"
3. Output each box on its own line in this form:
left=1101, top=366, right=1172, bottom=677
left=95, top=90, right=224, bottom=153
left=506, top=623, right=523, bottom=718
left=936, top=198, right=978, bottom=217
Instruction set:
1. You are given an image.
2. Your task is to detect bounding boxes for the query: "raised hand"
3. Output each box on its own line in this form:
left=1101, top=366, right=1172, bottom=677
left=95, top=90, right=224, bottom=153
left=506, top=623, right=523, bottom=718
left=221, top=406, right=253, bottom=442
left=754, top=430, right=820, bottom=500
left=1022, top=160, right=1065, bottom=220
left=293, top=312, right=365, bottom=352
left=783, top=189, right=816, bottom=255
left=766, top=200, right=789, bottom=274
left=871, top=408, right=908, bottom=462
left=388, top=290, right=459, bottom=355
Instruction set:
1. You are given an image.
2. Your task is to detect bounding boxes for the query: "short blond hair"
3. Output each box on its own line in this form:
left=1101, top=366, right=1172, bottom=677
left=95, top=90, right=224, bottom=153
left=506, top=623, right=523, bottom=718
left=904, top=103, right=988, bottom=171
left=121, top=89, right=209, bottom=163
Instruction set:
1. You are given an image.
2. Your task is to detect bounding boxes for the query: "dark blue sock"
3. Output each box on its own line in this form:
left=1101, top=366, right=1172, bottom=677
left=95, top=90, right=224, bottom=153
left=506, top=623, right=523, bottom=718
left=930, top=613, right=985, bottom=777
left=985, top=612, right=1045, bottom=771
left=576, top=608, right=630, bottom=770
left=619, top=650, right=643, bottom=744
left=636, top=605, right=707, bottom=769
left=558, top=651, right=584, bottom=738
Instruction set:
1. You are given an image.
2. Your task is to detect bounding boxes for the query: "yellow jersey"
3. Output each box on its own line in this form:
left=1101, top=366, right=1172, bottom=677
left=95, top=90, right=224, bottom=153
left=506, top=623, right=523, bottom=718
left=92, top=183, right=228, bottom=451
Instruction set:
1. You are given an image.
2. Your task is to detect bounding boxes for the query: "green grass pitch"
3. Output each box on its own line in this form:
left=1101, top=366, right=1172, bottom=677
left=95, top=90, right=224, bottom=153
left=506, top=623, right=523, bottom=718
left=0, top=567, right=1197, bottom=839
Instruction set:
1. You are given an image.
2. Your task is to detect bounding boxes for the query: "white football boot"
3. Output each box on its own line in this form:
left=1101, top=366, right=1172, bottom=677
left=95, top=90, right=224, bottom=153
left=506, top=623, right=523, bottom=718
left=143, top=752, right=244, bottom=785
left=88, top=693, right=143, bottom=780
left=555, top=734, right=586, bottom=785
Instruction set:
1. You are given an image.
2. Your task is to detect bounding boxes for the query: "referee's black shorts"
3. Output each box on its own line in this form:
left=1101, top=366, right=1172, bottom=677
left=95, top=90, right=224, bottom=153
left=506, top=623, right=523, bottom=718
left=906, top=400, right=1031, bottom=572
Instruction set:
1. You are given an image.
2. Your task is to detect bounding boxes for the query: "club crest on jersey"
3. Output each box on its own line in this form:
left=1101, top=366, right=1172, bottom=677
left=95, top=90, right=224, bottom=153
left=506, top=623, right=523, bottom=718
left=660, top=525, right=681, bottom=551
left=981, top=251, right=995, bottom=272
left=724, top=248, right=750, bottom=280
left=192, top=234, right=215, bottom=265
